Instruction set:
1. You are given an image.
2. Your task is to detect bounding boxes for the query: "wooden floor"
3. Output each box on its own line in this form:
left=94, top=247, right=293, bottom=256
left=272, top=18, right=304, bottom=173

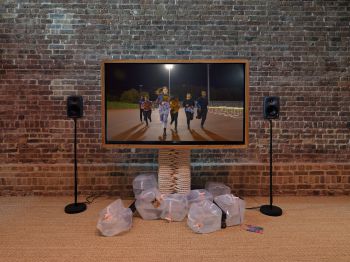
left=0, top=196, right=349, bottom=262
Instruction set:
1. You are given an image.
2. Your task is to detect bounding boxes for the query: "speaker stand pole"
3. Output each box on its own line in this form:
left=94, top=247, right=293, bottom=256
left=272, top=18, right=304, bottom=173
left=65, top=118, right=87, bottom=214
left=260, top=119, right=282, bottom=217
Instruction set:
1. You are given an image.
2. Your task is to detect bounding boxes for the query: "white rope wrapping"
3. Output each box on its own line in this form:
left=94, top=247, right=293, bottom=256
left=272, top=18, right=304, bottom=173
left=158, top=149, right=191, bottom=194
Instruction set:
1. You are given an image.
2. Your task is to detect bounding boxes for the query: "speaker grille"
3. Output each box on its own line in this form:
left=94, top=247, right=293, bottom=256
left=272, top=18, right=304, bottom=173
left=67, top=96, right=83, bottom=118
left=263, top=96, right=280, bottom=119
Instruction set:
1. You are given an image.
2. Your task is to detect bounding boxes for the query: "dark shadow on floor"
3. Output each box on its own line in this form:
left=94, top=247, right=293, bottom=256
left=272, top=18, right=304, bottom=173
left=111, top=123, right=144, bottom=140
left=158, top=135, right=166, bottom=141
left=189, top=129, right=207, bottom=141
left=170, top=129, right=181, bottom=141
left=127, top=125, right=149, bottom=140
left=202, top=128, right=228, bottom=141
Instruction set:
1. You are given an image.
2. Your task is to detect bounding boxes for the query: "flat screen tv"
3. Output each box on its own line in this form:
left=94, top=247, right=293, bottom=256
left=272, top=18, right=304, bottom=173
left=101, top=59, right=249, bottom=148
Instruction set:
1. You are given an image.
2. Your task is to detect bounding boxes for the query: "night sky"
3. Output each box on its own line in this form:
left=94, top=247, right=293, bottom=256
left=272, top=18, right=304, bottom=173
left=105, top=63, right=245, bottom=101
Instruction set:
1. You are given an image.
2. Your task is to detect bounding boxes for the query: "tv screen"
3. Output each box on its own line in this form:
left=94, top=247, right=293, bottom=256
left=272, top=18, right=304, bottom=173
left=101, top=60, right=249, bottom=148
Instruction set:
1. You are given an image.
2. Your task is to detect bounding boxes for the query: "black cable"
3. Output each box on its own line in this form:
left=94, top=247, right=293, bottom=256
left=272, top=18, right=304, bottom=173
left=246, top=206, right=261, bottom=210
left=129, top=200, right=137, bottom=213
left=213, top=200, right=227, bottom=229
left=84, top=193, right=102, bottom=205
left=235, top=196, right=261, bottom=210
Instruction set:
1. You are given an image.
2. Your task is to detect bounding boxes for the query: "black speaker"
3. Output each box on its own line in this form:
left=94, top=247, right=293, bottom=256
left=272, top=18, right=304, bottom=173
left=263, top=96, right=280, bottom=119
left=67, top=96, right=83, bottom=118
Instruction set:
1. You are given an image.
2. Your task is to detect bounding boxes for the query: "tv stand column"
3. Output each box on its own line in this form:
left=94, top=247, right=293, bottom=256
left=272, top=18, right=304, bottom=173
left=158, top=149, right=191, bottom=194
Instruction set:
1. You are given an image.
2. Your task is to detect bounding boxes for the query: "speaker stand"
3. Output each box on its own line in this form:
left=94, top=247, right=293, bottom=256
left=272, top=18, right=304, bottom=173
left=260, top=119, right=282, bottom=217
left=65, top=118, right=86, bottom=214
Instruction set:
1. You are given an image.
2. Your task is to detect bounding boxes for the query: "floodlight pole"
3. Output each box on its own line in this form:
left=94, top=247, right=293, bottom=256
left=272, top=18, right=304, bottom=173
left=168, top=69, right=171, bottom=97
left=207, top=64, right=210, bottom=104
left=165, top=64, right=173, bottom=97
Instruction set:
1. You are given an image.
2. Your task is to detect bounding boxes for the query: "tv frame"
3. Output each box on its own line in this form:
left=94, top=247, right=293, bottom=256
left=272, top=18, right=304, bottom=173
left=101, top=59, right=249, bottom=149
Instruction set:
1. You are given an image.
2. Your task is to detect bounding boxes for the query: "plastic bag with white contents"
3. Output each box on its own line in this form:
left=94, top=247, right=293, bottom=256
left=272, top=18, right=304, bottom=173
left=205, top=181, right=231, bottom=198
left=214, top=194, right=245, bottom=226
left=135, top=188, right=163, bottom=220
left=97, top=199, right=133, bottom=237
left=132, top=174, right=158, bottom=198
left=186, top=189, right=213, bottom=207
left=160, top=193, right=188, bottom=222
left=187, top=200, right=222, bottom=234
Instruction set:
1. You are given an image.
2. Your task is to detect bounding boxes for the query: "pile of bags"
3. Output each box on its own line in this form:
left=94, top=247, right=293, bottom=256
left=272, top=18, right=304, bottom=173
left=97, top=174, right=245, bottom=236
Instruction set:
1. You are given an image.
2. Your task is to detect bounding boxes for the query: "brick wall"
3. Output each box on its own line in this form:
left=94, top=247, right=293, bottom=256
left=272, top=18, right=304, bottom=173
left=1, top=1, right=349, bottom=196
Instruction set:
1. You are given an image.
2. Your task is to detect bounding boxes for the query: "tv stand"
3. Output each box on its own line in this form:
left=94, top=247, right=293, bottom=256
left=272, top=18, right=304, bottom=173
left=158, top=149, right=191, bottom=194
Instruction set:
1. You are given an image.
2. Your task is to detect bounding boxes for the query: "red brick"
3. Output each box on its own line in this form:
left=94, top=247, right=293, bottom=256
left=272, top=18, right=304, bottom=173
left=1, top=2, right=349, bottom=196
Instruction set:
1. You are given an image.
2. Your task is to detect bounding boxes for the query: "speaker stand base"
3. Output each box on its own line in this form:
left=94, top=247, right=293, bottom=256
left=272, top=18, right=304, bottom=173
left=65, top=203, right=87, bottom=214
left=260, top=205, right=282, bottom=217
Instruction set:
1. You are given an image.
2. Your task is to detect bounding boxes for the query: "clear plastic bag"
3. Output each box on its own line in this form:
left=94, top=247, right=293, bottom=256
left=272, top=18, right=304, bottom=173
left=135, top=188, right=163, bottom=220
left=187, top=200, right=222, bottom=234
left=132, top=174, right=158, bottom=198
left=97, top=199, right=133, bottom=237
left=186, top=189, right=213, bottom=207
left=205, top=181, right=231, bottom=198
left=160, top=193, right=188, bottom=222
left=214, top=194, right=245, bottom=226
